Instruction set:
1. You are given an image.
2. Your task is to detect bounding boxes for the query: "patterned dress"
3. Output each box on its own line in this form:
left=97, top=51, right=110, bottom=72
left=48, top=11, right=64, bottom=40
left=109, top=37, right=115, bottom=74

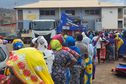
left=51, top=50, right=75, bottom=84
left=69, top=46, right=81, bottom=84
left=84, top=57, right=93, bottom=84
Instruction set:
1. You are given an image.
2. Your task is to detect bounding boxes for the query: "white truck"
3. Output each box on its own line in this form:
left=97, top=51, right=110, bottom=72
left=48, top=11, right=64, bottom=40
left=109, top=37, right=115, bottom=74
left=30, top=19, right=56, bottom=43
left=17, top=19, right=57, bottom=43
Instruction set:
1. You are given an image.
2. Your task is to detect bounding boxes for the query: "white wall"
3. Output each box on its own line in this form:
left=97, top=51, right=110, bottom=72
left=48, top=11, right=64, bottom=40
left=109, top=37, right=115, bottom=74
left=23, top=9, right=39, bottom=20
left=102, top=8, right=118, bottom=29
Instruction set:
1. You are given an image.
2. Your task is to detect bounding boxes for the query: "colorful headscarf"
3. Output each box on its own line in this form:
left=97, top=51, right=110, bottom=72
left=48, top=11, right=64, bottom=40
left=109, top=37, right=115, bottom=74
left=65, top=36, right=76, bottom=47
left=52, top=34, right=64, bottom=44
left=7, top=48, right=54, bottom=84
left=12, top=39, right=24, bottom=50
left=115, top=33, right=124, bottom=50
left=12, top=39, right=24, bottom=44
left=50, top=40, right=62, bottom=51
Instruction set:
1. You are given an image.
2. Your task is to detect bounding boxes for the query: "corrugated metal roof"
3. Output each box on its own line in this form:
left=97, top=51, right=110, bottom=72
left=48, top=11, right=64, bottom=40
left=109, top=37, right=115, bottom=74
left=15, top=0, right=125, bottom=9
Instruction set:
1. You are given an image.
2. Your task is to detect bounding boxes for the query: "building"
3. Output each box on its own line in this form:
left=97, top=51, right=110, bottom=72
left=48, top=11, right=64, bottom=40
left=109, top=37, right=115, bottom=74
left=0, top=23, right=16, bottom=35
left=15, top=0, right=126, bottom=30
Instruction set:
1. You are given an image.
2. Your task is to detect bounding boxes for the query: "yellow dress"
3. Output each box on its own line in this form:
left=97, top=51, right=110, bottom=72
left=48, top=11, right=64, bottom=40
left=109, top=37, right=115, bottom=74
left=7, top=47, right=54, bottom=84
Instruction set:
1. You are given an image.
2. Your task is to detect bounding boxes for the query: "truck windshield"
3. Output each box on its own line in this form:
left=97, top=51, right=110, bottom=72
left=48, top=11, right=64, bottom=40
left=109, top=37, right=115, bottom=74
left=31, top=21, right=54, bottom=31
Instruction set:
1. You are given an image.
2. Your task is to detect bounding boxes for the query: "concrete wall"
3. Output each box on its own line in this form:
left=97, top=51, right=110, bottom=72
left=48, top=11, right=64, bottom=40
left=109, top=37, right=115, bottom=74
left=82, top=8, right=101, bottom=30
left=102, top=8, right=118, bottom=29
left=19, top=7, right=122, bottom=30
left=83, top=14, right=100, bottom=30
left=23, top=9, right=39, bottom=20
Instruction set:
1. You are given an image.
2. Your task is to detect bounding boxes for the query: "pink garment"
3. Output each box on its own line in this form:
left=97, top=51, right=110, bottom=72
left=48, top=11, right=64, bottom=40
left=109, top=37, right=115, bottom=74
left=48, top=34, right=64, bottom=50
left=0, top=74, right=6, bottom=80
left=52, top=34, right=64, bottom=44
left=0, top=74, right=10, bottom=84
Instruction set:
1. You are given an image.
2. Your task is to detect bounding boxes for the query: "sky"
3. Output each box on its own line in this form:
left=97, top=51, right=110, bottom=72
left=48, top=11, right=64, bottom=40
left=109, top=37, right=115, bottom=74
left=99, top=0, right=124, bottom=3
left=0, top=0, right=125, bottom=9
left=0, top=0, right=38, bottom=9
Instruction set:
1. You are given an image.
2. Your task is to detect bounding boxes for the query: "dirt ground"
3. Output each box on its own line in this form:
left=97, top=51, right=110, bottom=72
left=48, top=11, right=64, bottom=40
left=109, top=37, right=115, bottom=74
left=93, top=61, right=126, bottom=84
left=6, top=44, right=126, bottom=84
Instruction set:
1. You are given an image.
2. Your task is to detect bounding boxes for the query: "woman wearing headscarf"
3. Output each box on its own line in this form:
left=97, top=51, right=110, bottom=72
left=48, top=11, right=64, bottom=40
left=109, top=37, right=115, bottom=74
left=65, top=36, right=81, bottom=84
left=82, top=32, right=91, bottom=46
left=84, top=50, right=93, bottom=84
left=75, top=34, right=88, bottom=84
left=52, top=34, right=80, bottom=59
left=32, top=36, right=54, bottom=73
left=12, top=39, right=24, bottom=50
left=114, top=33, right=124, bottom=59
left=51, top=34, right=80, bottom=84
left=31, top=37, right=38, bottom=48
left=5, top=47, right=54, bottom=84
left=50, top=39, right=76, bottom=84
left=82, top=32, right=95, bottom=80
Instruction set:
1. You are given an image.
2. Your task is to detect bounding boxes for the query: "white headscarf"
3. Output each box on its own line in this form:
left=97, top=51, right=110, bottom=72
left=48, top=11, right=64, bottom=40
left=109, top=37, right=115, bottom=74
left=32, top=38, right=37, bottom=44
left=82, top=32, right=94, bottom=60
left=36, top=36, right=54, bottom=73
left=37, top=36, right=48, bottom=51
left=82, top=32, right=86, bottom=38
left=82, top=32, right=91, bottom=45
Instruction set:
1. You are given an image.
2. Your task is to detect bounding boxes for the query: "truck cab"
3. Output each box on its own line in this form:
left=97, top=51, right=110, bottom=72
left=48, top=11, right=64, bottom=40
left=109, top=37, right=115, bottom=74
left=16, top=19, right=57, bottom=44
left=30, top=19, right=56, bottom=43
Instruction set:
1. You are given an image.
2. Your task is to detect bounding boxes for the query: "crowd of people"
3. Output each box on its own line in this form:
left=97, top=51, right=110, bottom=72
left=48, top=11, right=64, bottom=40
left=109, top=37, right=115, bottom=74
left=0, top=30, right=126, bottom=84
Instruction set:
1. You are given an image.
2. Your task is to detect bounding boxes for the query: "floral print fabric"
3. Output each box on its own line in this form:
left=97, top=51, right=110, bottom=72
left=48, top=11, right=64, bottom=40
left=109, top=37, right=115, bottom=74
left=51, top=50, right=75, bottom=84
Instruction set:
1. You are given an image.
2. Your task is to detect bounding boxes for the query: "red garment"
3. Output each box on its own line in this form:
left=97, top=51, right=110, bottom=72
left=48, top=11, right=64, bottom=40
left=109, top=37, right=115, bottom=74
left=100, top=48, right=106, bottom=61
left=62, top=47, right=80, bottom=59
left=100, top=42, right=106, bottom=61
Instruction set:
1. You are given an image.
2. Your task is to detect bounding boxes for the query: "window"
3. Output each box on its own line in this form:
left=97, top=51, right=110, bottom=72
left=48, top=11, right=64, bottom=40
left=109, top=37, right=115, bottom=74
left=40, top=10, right=55, bottom=16
left=0, top=47, right=6, bottom=62
left=124, top=18, right=126, bottom=27
left=18, top=21, right=23, bottom=33
left=65, top=10, right=75, bottom=15
left=124, top=9, right=126, bottom=15
left=31, top=21, right=55, bottom=31
left=118, top=21, right=123, bottom=28
left=85, top=9, right=100, bottom=15
left=18, top=10, right=23, bottom=20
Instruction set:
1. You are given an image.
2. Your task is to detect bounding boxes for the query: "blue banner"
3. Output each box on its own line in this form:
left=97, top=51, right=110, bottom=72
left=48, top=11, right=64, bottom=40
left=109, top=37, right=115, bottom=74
left=57, top=13, right=83, bottom=33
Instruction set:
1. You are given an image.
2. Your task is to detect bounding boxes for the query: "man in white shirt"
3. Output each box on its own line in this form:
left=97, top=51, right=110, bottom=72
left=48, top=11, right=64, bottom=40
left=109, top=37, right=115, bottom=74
left=92, top=32, right=102, bottom=64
